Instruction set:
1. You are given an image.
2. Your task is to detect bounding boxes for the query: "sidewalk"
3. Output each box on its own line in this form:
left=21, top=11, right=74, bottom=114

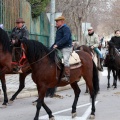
left=0, top=74, right=85, bottom=99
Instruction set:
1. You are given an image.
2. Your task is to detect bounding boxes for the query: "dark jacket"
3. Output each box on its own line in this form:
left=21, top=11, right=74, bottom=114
left=110, top=36, right=120, bottom=49
left=53, top=24, right=72, bottom=49
left=11, top=25, right=29, bottom=40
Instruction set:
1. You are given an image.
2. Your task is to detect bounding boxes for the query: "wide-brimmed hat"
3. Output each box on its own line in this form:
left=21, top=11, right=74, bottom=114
left=16, top=18, right=25, bottom=23
left=55, top=16, right=65, bottom=21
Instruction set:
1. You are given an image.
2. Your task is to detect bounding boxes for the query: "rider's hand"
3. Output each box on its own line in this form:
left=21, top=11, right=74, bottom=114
left=12, top=39, right=16, bottom=44
left=91, top=46, right=94, bottom=49
left=53, top=45, right=58, bottom=49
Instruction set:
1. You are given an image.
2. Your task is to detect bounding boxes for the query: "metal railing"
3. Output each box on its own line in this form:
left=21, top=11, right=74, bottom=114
left=29, top=33, right=49, bottom=47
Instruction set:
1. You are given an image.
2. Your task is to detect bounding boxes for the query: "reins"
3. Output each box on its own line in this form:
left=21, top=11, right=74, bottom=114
left=20, top=48, right=56, bottom=69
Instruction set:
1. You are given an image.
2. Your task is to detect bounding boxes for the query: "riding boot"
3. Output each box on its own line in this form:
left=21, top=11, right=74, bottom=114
left=61, top=66, right=70, bottom=82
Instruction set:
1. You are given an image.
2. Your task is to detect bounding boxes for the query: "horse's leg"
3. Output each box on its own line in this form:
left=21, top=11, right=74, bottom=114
left=0, top=74, right=8, bottom=106
left=9, top=73, right=27, bottom=102
left=70, top=82, right=81, bottom=118
left=107, top=68, right=111, bottom=89
left=34, top=97, right=42, bottom=120
left=42, top=100, right=54, bottom=119
left=34, top=86, right=54, bottom=120
left=83, top=76, right=96, bottom=118
left=113, top=70, right=117, bottom=88
left=85, top=84, right=89, bottom=93
left=112, top=69, right=115, bottom=87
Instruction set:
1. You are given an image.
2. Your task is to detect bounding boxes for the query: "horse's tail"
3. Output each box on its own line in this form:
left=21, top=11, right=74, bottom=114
left=92, top=60, right=100, bottom=97
left=117, top=69, right=120, bottom=81
left=46, top=87, right=57, bottom=97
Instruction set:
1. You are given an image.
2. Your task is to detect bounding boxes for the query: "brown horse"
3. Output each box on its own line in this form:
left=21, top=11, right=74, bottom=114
left=75, top=45, right=100, bottom=93
left=20, top=40, right=99, bottom=120
left=0, top=28, right=31, bottom=106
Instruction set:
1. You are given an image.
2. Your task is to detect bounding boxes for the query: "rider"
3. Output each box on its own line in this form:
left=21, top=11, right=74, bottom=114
left=10, top=18, right=29, bottom=72
left=110, top=30, right=120, bottom=51
left=85, top=27, right=104, bottom=71
left=104, top=30, right=120, bottom=67
left=11, top=18, right=29, bottom=45
left=51, top=16, right=72, bottom=82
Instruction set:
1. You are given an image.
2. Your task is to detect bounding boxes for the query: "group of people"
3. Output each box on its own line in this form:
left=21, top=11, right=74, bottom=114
left=1, top=16, right=120, bottom=82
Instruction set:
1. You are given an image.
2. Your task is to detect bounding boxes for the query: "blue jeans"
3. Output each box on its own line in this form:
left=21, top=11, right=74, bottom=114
left=94, top=48, right=103, bottom=58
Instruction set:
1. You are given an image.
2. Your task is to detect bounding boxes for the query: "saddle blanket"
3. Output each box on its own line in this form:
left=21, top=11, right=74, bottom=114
left=62, top=51, right=81, bottom=65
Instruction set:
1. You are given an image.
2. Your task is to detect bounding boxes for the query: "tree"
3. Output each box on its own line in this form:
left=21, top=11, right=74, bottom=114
left=27, top=0, right=50, bottom=18
left=53, top=0, right=96, bottom=45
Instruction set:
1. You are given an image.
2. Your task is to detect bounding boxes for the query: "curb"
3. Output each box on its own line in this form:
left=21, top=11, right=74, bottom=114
left=0, top=78, right=85, bottom=100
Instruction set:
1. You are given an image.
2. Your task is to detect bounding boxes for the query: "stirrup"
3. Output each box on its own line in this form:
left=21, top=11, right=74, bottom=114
left=61, top=76, right=70, bottom=82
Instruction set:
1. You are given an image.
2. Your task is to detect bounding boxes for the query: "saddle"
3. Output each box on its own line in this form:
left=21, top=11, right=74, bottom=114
left=55, top=50, right=82, bottom=70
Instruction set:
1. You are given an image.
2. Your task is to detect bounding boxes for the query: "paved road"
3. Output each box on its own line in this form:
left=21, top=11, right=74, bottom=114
left=0, top=68, right=120, bottom=120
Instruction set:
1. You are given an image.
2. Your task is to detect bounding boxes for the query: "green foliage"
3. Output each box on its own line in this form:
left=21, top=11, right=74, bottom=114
left=27, top=0, right=50, bottom=18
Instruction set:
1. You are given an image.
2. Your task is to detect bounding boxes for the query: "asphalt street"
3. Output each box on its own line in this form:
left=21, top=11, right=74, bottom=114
left=1, top=67, right=120, bottom=120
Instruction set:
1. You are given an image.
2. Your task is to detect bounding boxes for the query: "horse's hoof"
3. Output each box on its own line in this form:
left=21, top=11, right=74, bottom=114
left=0, top=104, right=7, bottom=108
left=113, top=87, right=117, bottom=90
left=8, top=100, right=14, bottom=105
left=49, top=117, right=55, bottom=120
left=32, top=101, right=37, bottom=106
left=90, top=114, right=95, bottom=119
left=72, top=112, right=77, bottom=118
left=34, top=118, right=38, bottom=120
left=107, top=87, right=110, bottom=90
left=85, top=91, right=89, bottom=93
left=84, top=92, right=89, bottom=95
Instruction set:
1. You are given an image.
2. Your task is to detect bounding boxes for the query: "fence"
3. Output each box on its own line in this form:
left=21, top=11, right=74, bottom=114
left=0, top=0, right=21, bottom=30
left=29, top=34, right=49, bottom=47
left=6, top=30, right=49, bottom=47
left=1, top=0, right=50, bottom=47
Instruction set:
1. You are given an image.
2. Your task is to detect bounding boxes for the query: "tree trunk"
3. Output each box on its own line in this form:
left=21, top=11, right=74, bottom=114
left=77, top=25, right=81, bottom=44
left=80, top=20, right=83, bottom=45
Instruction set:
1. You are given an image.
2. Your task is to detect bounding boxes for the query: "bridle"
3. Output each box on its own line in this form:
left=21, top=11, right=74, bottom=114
left=19, top=47, right=56, bottom=69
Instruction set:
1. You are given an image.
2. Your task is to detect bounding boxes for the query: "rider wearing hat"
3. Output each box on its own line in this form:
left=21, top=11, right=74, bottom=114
left=85, top=27, right=103, bottom=71
left=51, top=16, right=72, bottom=82
left=10, top=18, right=29, bottom=72
left=11, top=18, right=29, bottom=45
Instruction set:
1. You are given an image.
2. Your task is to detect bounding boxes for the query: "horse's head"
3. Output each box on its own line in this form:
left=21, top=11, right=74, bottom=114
left=72, top=41, right=79, bottom=50
left=20, top=40, right=53, bottom=64
left=108, top=42, right=115, bottom=55
left=0, top=28, right=11, bottom=53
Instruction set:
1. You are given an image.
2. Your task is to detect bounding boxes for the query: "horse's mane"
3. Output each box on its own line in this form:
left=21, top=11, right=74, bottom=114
left=76, top=45, right=92, bottom=56
left=21, top=40, right=55, bottom=63
left=0, top=28, right=11, bottom=53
